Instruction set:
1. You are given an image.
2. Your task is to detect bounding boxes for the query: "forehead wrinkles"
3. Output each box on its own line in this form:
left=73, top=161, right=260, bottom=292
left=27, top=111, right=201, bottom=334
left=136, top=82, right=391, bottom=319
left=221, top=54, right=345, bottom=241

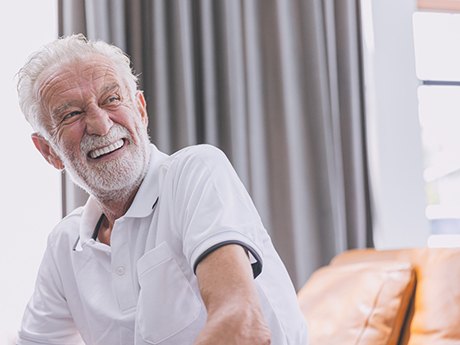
left=38, top=69, right=78, bottom=102
left=39, top=62, right=119, bottom=107
left=81, top=61, right=118, bottom=84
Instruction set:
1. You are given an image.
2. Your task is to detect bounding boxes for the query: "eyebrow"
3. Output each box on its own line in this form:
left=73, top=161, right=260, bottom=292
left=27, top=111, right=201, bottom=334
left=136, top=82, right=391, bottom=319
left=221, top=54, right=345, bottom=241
left=52, top=103, right=73, bottom=118
left=51, top=82, right=121, bottom=117
left=100, top=82, right=120, bottom=95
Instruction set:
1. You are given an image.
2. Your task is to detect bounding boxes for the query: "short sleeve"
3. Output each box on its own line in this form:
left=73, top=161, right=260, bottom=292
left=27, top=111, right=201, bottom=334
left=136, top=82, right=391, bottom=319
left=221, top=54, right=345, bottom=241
left=167, top=145, right=266, bottom=277
left=17, top=239, right=83, bottom=345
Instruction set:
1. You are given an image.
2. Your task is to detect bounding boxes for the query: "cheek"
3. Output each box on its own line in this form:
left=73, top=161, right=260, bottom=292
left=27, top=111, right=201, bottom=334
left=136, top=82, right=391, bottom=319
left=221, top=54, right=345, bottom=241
left=54, top=124, right=85, bottom=153
left=114, top=109, right=144, bottom=136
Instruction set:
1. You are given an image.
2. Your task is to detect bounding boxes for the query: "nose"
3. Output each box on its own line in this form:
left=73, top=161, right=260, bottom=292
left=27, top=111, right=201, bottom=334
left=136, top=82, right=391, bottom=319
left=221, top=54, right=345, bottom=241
left=85, top=105, right=113, bottom=136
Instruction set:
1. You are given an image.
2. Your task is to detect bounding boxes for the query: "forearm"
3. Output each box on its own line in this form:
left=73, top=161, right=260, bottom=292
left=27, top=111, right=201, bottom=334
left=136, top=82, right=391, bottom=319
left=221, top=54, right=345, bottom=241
left=194, top=244, right=271, bottom=345
left=194, top=302, right=270, bottom=345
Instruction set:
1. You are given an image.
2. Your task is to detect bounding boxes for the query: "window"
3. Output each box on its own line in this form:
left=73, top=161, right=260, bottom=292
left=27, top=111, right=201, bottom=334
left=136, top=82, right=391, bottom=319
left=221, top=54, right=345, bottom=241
left=0, top=1, right=59, bottom=342
left=413, top=10, right=460, bottom=234
left=360, top=0, right=430, bottom=249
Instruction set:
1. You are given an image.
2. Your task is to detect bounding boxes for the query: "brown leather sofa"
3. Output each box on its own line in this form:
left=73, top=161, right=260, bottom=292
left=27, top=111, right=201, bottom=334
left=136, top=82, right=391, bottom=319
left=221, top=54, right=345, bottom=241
left=297, top=248, right=460, bottom=345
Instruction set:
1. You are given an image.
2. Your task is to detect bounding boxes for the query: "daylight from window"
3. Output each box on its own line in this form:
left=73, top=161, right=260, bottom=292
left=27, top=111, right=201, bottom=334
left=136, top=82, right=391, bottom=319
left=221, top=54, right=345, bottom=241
left=0, top=1, right=59, bottom=342
left=413, top=12, right=460, bottom=234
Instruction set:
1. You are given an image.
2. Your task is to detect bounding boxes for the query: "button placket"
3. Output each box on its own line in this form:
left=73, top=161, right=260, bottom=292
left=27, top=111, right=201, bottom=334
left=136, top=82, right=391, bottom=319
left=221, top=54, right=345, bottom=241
left=111, top=221, right=137, bottom=312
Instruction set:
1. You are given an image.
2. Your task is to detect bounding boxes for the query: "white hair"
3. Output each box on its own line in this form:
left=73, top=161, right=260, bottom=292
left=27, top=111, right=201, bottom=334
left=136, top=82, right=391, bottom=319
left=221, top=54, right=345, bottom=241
left=16, top=33, right=139, bottom=136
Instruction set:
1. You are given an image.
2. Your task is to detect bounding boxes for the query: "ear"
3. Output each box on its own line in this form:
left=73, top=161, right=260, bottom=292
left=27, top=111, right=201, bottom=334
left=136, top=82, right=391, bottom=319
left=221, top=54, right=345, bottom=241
left=31, top=133, right=64, bottom=170
left=135, top=91, right=148, bottom=127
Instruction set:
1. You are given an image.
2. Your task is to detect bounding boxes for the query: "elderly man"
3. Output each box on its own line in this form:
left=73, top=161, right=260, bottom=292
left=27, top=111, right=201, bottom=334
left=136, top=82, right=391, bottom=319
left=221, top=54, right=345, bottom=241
left=16, top=34, right=308, bottom=345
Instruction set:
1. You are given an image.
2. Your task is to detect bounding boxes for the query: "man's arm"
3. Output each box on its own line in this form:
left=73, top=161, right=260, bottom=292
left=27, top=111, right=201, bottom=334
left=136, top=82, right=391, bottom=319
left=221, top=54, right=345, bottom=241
left=194, top=244, right=271, bottom=345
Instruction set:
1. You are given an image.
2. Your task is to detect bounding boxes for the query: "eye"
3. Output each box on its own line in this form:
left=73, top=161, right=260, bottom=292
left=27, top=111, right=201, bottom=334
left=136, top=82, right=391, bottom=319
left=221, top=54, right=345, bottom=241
left=104, top=95, right=121, bottom=105
left=62, top=110, right=82, bottom=122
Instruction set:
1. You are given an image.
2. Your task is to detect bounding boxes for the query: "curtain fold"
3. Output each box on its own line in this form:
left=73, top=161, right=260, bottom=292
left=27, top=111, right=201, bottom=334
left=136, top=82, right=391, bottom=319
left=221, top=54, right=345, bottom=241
left=58, top=0, right=372, bottom=289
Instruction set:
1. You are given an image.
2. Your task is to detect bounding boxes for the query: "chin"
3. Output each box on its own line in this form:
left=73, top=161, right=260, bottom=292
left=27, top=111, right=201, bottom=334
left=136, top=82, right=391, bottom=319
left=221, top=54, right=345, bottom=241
left=69, top=155, right=149, bottom=200
left=63, top=135, right=151, bottom=200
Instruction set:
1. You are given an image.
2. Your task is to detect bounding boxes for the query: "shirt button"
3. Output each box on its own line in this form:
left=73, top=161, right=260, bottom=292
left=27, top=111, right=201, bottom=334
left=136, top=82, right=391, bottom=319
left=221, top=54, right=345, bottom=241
left=116, top=266, right=125, bottom=276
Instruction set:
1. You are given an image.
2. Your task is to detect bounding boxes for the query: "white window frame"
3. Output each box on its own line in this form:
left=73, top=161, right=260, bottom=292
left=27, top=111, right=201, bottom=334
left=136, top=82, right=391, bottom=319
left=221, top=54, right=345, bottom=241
left=360, top=0, right=430, bottom=249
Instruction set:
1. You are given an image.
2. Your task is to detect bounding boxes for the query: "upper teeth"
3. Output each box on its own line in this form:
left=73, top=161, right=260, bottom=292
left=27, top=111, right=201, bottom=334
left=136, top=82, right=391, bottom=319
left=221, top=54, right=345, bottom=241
left=89, top=139, right=124, bottom=159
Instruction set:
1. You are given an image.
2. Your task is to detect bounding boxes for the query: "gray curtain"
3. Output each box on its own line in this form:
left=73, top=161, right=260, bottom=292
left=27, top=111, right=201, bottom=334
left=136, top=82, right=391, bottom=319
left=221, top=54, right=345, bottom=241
left=58, top=0, right=372, bottom=289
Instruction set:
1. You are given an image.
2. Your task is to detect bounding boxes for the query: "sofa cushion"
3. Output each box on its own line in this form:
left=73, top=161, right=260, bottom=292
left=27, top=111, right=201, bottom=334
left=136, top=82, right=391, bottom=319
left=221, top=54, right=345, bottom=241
left=328, top=248, right=460, bottom=344
left=298, top=260, right=415, bottom=345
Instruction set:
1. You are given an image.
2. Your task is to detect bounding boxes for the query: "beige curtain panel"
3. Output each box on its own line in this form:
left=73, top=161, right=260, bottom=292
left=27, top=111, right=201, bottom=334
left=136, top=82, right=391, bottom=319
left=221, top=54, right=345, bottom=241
left=58, top=0, right=373, bottom=289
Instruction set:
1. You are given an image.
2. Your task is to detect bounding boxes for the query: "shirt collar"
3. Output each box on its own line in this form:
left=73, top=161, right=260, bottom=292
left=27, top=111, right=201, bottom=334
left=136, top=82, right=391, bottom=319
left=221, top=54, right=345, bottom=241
left=77, top=144, right=169, bottom=247
left=124, top=144, right=169, bottom=218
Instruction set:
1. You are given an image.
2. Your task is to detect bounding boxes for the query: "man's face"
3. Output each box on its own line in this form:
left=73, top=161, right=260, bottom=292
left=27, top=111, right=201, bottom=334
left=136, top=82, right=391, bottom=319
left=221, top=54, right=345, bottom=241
left=37, top=55, right=150, bottom=197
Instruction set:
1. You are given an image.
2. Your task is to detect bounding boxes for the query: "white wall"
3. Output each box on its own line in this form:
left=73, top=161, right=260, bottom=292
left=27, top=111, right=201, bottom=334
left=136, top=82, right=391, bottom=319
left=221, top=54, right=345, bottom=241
left=0, top=1, right=59, bottom=342
left=361, top=0, right=430, bottom=248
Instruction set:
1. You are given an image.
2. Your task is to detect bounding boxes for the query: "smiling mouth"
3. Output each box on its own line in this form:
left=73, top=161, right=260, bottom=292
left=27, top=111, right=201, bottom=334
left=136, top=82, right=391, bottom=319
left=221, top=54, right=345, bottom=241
left=88, top=139, right=125, bottom=159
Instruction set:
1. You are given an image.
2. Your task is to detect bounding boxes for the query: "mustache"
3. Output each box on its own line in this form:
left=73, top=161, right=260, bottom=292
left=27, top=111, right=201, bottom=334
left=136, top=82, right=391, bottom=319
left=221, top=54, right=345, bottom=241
left=80, top=125, right=131, bottom=153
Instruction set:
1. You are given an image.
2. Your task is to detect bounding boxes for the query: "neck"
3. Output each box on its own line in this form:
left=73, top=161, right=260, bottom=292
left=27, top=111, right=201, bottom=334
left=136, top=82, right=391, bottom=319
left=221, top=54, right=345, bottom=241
left=92, top=181, right=142, bottom=226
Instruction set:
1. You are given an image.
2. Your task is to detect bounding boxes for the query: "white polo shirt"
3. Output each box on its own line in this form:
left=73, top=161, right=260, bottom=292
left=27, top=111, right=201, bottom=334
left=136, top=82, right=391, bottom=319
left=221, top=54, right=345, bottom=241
left=18, top=144, right=308, bottom=345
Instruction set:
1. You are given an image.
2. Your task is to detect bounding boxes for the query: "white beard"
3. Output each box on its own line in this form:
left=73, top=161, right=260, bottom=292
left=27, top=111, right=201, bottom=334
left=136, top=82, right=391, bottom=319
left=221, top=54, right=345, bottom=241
left=54, top=124, right=151, bottom=200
